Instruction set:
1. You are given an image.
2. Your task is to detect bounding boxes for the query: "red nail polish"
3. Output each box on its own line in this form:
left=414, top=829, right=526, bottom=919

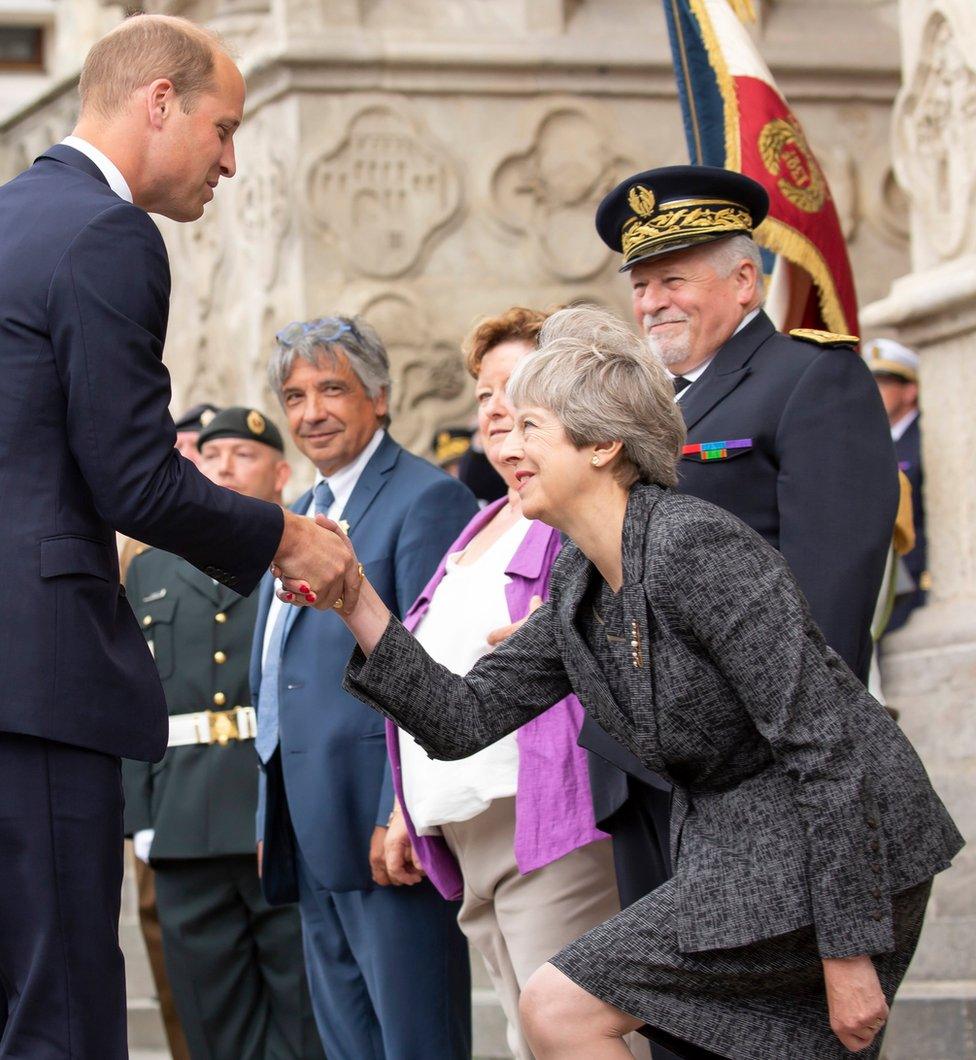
left=299, top=584, right=310, bottom=595
left=305, top=593, right=316, bottom=603
left=284, top=592, right=294, bottom=601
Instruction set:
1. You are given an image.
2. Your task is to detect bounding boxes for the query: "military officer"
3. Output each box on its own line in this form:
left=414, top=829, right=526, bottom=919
left=123, top=407, right=324, bottom=1060
left=863, top=338, right=928, bottom=633
left=580, top=166, right=899, bottom=913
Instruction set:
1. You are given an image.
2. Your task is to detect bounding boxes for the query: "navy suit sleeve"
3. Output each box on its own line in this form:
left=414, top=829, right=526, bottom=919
left=775, top=349, right=898, bottom=678
left=46, top=204, right=282, bottom=595
left=392, top=476, right=480, bottom=616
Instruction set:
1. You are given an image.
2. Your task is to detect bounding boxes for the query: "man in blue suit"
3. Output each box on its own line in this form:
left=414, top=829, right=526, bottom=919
left=253, top=315, right=477, bottom=1059
left=0, top=16, right=353, bottom=1058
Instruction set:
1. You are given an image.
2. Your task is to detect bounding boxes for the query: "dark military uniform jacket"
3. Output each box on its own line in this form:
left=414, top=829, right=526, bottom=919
left=123, top=546, right=261, bottom=859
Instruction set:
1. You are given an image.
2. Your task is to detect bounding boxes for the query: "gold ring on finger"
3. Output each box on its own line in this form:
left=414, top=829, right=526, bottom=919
left=332, top=597, right=344, bottom=611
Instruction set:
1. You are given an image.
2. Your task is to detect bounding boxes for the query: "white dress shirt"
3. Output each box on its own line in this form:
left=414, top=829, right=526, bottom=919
left=60, top=136, right=133, bottom=203
left=399, top=517, right=530, bottom=833
left=261, top=429, right=385, bottom=667
left=890, top=409, right=919, bottom=442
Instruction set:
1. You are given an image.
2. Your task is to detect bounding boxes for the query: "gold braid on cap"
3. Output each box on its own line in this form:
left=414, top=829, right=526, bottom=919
left=621, top=199, right=752, bottom=263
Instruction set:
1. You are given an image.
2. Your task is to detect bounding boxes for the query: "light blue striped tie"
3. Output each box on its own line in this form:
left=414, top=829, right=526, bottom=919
left=255, top=481, right=335, bottom=764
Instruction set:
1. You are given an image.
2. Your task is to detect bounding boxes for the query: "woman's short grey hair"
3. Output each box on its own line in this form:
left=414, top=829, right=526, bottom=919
left=267, top=315, right=393, bottom=425
left=507, top=305, right=686, bottom=489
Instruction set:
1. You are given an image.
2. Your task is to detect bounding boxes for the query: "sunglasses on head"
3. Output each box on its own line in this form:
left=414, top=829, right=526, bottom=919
left=275, top=317, right=359, bottom=349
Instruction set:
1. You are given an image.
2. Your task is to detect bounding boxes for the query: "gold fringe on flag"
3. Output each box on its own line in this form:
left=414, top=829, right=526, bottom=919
left=726, top=0, right=757, bottom=22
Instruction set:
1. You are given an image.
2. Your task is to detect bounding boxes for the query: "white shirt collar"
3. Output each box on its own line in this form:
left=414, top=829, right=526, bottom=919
left=890, top=409, right=919, bottom=442
left=60, top=136, right=133, bottom=203
left=308, top=429, right=386, bottom=517
left=670, top=307, right=762, bottom=398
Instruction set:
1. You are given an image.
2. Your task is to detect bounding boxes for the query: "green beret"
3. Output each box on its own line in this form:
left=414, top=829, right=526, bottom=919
left=196, top=406, right=284, bottom=452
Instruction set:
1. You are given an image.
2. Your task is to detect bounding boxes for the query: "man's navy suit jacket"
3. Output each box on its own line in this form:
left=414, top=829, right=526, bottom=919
left=252, top=433, right=478, bottom=903
left=582, top=311, right=900, bottom=819
left=0, top=145, right=282, bottom=762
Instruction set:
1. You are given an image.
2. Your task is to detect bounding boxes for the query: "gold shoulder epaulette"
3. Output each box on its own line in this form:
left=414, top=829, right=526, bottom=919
left=789, top=328, right=859, bottom=348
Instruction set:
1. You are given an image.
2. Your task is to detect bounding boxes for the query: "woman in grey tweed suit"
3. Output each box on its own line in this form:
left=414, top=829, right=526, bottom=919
left=278, top=307, right=962, bottom=1060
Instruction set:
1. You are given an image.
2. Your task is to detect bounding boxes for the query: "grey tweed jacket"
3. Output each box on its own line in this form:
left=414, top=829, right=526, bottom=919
left=346, top=484, right=962, bottom=958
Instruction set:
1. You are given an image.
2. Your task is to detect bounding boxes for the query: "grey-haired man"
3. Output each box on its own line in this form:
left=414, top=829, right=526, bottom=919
left=251, top=316, right=477, bottom=1058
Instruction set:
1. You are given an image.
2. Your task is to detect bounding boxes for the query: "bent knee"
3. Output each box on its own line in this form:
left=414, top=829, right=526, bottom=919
left=520, top=963, right=634, bottom=1050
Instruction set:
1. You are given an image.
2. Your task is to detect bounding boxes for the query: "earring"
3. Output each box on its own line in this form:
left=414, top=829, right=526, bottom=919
left=591, top=456, right=600, bottom=466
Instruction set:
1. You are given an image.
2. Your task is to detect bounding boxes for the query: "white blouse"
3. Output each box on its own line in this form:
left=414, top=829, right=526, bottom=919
left=399, top=516, right=531, bottom=834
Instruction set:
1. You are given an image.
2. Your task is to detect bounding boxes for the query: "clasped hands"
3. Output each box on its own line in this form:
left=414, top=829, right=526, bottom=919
left=272, top=511, right=363, bottom=614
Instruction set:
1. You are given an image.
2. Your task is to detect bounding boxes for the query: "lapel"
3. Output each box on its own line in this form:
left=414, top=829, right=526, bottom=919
left=555, top=485, right=669, bottom=775
left=36, top=143, right=111, bottom=189
left=338, top=433, right=400, bottom=537
left=679, top=311, right=776, bottom=432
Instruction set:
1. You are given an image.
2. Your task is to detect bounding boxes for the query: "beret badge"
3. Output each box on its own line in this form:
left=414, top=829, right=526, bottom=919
left=247, top=409, right=266, bottom=435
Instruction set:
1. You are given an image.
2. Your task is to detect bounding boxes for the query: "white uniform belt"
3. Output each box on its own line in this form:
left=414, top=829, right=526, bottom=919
left=167, top=707, right=257, bottom=747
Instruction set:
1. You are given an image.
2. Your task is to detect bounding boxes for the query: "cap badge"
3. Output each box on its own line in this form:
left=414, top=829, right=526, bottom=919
left=247, top=410, right=266, bottom=435
left=627, top=185, right=657, bottom=218
left=199, top=408, right=216, bottom=428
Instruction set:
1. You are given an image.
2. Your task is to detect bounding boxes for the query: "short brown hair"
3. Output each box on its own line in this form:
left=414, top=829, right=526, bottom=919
left=462, top=307, right=550, bottom=379
left=79, top=14, right=227, bottom=119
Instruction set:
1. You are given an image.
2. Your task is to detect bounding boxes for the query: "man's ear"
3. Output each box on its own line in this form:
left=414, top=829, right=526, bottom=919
left=734, top=257, right=760, bottom=307
left=146, top=78, right=176, bottom=131
left=275, top=460, right=292, bottom=495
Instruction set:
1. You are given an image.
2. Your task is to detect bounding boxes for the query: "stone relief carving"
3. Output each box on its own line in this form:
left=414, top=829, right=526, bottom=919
left=491, top=106, right=634, bottom=282
left=305, top=104, right=462, bottom=279
left=356, top=291, right=474, bottom=453
left=894, top=9, right=976, bottom=260
left=237, top=141, right=292, bottom=292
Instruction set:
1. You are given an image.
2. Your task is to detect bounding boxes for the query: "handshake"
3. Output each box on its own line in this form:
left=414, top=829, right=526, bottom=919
left=272, top=510, right=364, bottom=615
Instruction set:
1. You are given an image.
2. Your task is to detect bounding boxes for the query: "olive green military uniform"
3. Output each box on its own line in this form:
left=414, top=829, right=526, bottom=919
left=123, top=546, right=323, bottom=1060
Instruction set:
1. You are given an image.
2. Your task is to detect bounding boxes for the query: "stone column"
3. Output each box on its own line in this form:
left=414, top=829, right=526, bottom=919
left=861, top=2, right=976, bottom=1056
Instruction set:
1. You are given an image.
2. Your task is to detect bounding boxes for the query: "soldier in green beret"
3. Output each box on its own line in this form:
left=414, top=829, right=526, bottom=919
left=123, top=407, right=324, bottom=1059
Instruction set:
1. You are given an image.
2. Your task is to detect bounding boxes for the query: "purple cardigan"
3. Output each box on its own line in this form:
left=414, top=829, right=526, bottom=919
left=386, top=499, right=607, bottom=900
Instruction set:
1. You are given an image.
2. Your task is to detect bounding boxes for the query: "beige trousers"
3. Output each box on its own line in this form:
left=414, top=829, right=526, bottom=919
left=440, top=796, right=649, bottom=1059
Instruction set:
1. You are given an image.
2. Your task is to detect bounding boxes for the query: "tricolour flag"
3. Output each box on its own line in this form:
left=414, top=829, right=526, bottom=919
left=662, top=0, right=858, bottom=335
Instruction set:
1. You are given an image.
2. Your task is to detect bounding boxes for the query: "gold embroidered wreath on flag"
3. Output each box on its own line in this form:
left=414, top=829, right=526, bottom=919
left=758, top=118, right=826, bottom=214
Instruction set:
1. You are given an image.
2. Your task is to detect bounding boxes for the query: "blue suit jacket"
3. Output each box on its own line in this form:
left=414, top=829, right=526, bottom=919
left=0, top=145, right=282, bottom=762
left=253, top=433, right=478, bottom=901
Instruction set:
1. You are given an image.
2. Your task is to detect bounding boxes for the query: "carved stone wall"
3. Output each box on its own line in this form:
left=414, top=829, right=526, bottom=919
left=861, top=2, right=976, bottom=1055
left=0, top=0, right=908, bottom=489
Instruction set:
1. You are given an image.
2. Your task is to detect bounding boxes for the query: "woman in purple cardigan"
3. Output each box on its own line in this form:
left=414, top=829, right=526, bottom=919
left=383, top=308, right=619, bottom=1058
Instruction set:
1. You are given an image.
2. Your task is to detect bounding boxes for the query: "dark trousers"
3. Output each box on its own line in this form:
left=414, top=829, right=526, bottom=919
left=153, top=855, right=323, bottom=1060
left=0, top=732, right=127, bottom=1059
left=296, top=847, right=472, bottom=1060
left=134, top=858, right=191, bottom=1060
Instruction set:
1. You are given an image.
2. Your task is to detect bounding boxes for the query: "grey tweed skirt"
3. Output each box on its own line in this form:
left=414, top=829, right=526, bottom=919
left=549, top=877, right=931, bottom=1060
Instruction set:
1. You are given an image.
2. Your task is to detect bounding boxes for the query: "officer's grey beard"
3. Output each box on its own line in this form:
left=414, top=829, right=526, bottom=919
left=642, top=316, right=691, bottom=368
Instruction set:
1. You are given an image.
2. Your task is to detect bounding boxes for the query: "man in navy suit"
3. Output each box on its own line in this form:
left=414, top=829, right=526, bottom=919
left=580, top=167, right=898, bottom=914
left=253, top=315, right=477, bottom=1058
left=0, top=16, right=353, bottom=1058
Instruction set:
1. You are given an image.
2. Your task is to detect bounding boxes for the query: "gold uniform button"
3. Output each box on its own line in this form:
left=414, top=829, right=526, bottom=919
left=214, top=651, right=227, bottom=664
left=215, top=612, right=227, bottom=624
left=142, top=615, right=152, bottom=627
left=213, top=692, right=227, bottom=706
